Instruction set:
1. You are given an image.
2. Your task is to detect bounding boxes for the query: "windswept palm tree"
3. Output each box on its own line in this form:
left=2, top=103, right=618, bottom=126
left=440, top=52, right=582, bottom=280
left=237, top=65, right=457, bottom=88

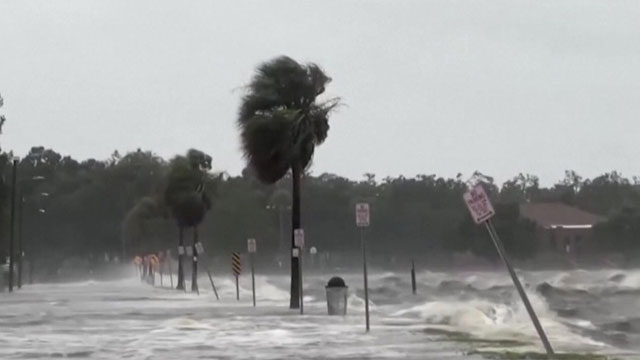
left=165, top=150, right=212, bottom=291
left=121, top=196, right=162, bottom=256
left=237, top=56, right=340, bottom=309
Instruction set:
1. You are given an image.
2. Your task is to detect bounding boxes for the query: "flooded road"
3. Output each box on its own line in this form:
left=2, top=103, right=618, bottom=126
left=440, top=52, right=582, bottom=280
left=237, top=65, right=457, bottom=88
left=1, top=269, right=639, bottom=359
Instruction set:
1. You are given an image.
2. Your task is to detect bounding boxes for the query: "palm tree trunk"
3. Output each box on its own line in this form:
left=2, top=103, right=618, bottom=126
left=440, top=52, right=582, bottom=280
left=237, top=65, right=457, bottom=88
left=176, top=226, right=185, bottom=290
left=191, top=227, right=199, bottom=293
left=289, top=162, right=302, bottom=309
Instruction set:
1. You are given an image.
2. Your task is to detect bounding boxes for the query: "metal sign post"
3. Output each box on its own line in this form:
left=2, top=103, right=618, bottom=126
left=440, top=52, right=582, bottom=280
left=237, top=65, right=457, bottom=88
left=356, top=203, right=370, bottom=332
left=294, top=229, right=305, bottom=315
left=248, top=239, right=257, bottom=307
left=232, top=252, right=241, bottom=301
left=195, top=242, right=219, bottom=300
left=167, top=250, right=174, bottom=289
left=463, top=185, right=554, bottom=357
left=411, top=260, right=417, bottom=295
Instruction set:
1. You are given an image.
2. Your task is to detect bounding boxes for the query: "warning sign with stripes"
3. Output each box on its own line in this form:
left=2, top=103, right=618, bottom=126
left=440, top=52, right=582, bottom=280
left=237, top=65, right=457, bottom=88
left=232, top=252, right=242, bottom=276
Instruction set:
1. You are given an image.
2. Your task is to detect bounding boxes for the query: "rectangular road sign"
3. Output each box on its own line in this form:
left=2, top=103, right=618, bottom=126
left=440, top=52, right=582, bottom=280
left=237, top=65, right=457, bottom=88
left=356, top=203, right=370, bottom=227
left=294, top=229, right=305, bottom=248
left=195, top=242, right=204, bottom=254
left=463, top=185, right=495, bottom=224
left=247, top=238, right=257, bottom=253
left=232, top=252, right=242, bottom=276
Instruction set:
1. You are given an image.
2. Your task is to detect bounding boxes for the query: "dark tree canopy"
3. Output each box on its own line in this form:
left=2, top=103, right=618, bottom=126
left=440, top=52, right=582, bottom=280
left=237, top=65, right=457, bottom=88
left=164, top=149, right=212, bottom=228
left=3, top=144, right=640, bottom=280
left=238, top=56, right=339, bottom=184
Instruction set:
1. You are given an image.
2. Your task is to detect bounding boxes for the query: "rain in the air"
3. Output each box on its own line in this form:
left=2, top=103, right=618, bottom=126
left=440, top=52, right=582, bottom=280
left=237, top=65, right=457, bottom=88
left=1, top=1, right=640, bottom=359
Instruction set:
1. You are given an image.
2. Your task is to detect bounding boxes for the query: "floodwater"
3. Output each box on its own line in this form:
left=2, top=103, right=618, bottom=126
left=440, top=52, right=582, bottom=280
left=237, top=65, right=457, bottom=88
left=1, top=268, right=640, bottom=359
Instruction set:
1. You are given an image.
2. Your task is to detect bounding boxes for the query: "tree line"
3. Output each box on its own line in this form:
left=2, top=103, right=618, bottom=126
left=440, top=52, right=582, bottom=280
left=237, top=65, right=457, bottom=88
left=0, top=146, right=639, bottom=270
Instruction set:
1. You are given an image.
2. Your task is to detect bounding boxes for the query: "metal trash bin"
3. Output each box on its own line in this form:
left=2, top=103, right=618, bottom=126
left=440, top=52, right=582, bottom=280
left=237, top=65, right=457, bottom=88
left=325, top=276, right=348, bottom=315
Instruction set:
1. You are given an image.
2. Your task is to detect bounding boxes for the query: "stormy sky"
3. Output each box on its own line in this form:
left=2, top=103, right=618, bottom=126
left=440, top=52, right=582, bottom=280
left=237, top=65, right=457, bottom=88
left=1, top=0, right=639, bottom=185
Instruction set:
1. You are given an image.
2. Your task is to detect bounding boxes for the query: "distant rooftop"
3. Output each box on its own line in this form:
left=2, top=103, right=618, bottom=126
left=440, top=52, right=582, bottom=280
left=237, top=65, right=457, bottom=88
left=519, top=203, right=605, bottom=229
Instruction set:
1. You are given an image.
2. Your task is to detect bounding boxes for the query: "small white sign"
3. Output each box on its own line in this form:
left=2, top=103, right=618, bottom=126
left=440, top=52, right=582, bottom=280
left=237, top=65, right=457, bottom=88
left=186, top=247, right=193, bottom=256
left=195, top=242, right=204, bottom=254
left=356, top=203, right=370, bottom=227
left=292, top=248, right=300, bottom=258
left=463, top=185, right=495, bottom=224
left=294, top=229, right=305, bottom=248
left=247, top=238, right=257, bottom=253
left=309, top=246, right=317, bottom=255
left=177, top=246, right=185, bottom=255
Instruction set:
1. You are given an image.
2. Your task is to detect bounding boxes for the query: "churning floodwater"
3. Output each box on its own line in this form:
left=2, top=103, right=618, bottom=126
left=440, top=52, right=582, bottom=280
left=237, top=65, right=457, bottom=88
left=1, top=268, right=640, bottom=359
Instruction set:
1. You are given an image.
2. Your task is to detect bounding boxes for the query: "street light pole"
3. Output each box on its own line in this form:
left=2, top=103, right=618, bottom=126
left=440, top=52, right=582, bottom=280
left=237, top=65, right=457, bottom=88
left=17, top=192, right=24, bottom=289
left=17, top=175, right=46, bottom=288
left=8, top=157, right=18, bottom=292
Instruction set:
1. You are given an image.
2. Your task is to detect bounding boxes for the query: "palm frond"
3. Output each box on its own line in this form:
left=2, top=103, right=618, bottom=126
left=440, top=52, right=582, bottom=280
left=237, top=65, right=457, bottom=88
left=240, top=109, right=297, bottom=183
left=164, top=151, right=212, bottom=226
left=237, top=56, right=340, bottom=184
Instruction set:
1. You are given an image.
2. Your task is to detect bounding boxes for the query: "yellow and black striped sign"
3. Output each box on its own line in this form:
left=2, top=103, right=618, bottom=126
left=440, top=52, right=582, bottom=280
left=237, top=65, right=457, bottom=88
left=232, top=252, right=241, bottom=276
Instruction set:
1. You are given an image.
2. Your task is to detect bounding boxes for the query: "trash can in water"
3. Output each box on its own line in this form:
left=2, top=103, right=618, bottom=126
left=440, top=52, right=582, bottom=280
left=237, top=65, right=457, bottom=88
left=325, top=276, right=348, bottom=315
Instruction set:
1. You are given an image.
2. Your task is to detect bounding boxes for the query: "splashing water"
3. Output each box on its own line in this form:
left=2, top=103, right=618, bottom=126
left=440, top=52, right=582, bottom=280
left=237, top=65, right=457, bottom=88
left=1, top=269, right=639, bottom=359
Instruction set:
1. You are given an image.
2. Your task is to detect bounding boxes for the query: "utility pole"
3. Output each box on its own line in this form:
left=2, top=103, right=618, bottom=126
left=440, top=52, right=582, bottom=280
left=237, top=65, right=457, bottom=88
left=8, top=158, right=18, bottom=291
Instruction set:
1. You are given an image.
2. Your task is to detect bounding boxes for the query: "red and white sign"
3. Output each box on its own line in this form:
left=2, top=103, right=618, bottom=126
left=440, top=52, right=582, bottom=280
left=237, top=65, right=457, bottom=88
left=463, top=185, right=495, bottom=224
left=356, top=203, right=370, bottom=227
left=294, top=229, right=305, bottom=248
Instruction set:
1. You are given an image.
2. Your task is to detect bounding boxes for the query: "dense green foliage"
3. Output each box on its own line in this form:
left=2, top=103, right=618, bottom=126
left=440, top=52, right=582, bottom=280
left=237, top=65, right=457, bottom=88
left=1, top=147, right=639, bottom=274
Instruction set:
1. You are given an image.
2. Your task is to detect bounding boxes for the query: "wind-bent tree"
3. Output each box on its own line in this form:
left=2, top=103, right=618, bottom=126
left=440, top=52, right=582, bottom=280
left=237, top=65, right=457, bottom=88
left=164, top=149, right=212, bottom=291
left=237, top=56, right=340, bottom=308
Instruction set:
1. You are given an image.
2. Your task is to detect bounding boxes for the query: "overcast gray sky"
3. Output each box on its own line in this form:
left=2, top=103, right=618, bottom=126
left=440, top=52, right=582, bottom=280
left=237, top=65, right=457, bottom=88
left=1, top=0, right=639, bottom=185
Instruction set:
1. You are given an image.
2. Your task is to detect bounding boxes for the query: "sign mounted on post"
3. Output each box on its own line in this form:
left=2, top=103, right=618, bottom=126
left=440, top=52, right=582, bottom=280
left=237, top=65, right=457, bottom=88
left=355, top=202, right=371, bottom=331
left=232, top=252, right=241, bottom=301
left=463, top=185, right=495, bottom=224
left=247, top=238, right=257, bottom=253
left=231, top=252, right=242, bottom=276
left=461, top=185, right=555, bottom=356
left=195, top=242, right=205, bottom=254
left=356, top=203, right=370, bottom=227
left=294, top=229, right=305, bottom=249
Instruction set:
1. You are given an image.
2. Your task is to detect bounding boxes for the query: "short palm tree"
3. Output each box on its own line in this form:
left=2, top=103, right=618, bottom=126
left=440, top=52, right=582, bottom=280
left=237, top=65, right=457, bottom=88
left=237, top=56, right=339, bottom=308
left=165, top=150, right=212, bottom=291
